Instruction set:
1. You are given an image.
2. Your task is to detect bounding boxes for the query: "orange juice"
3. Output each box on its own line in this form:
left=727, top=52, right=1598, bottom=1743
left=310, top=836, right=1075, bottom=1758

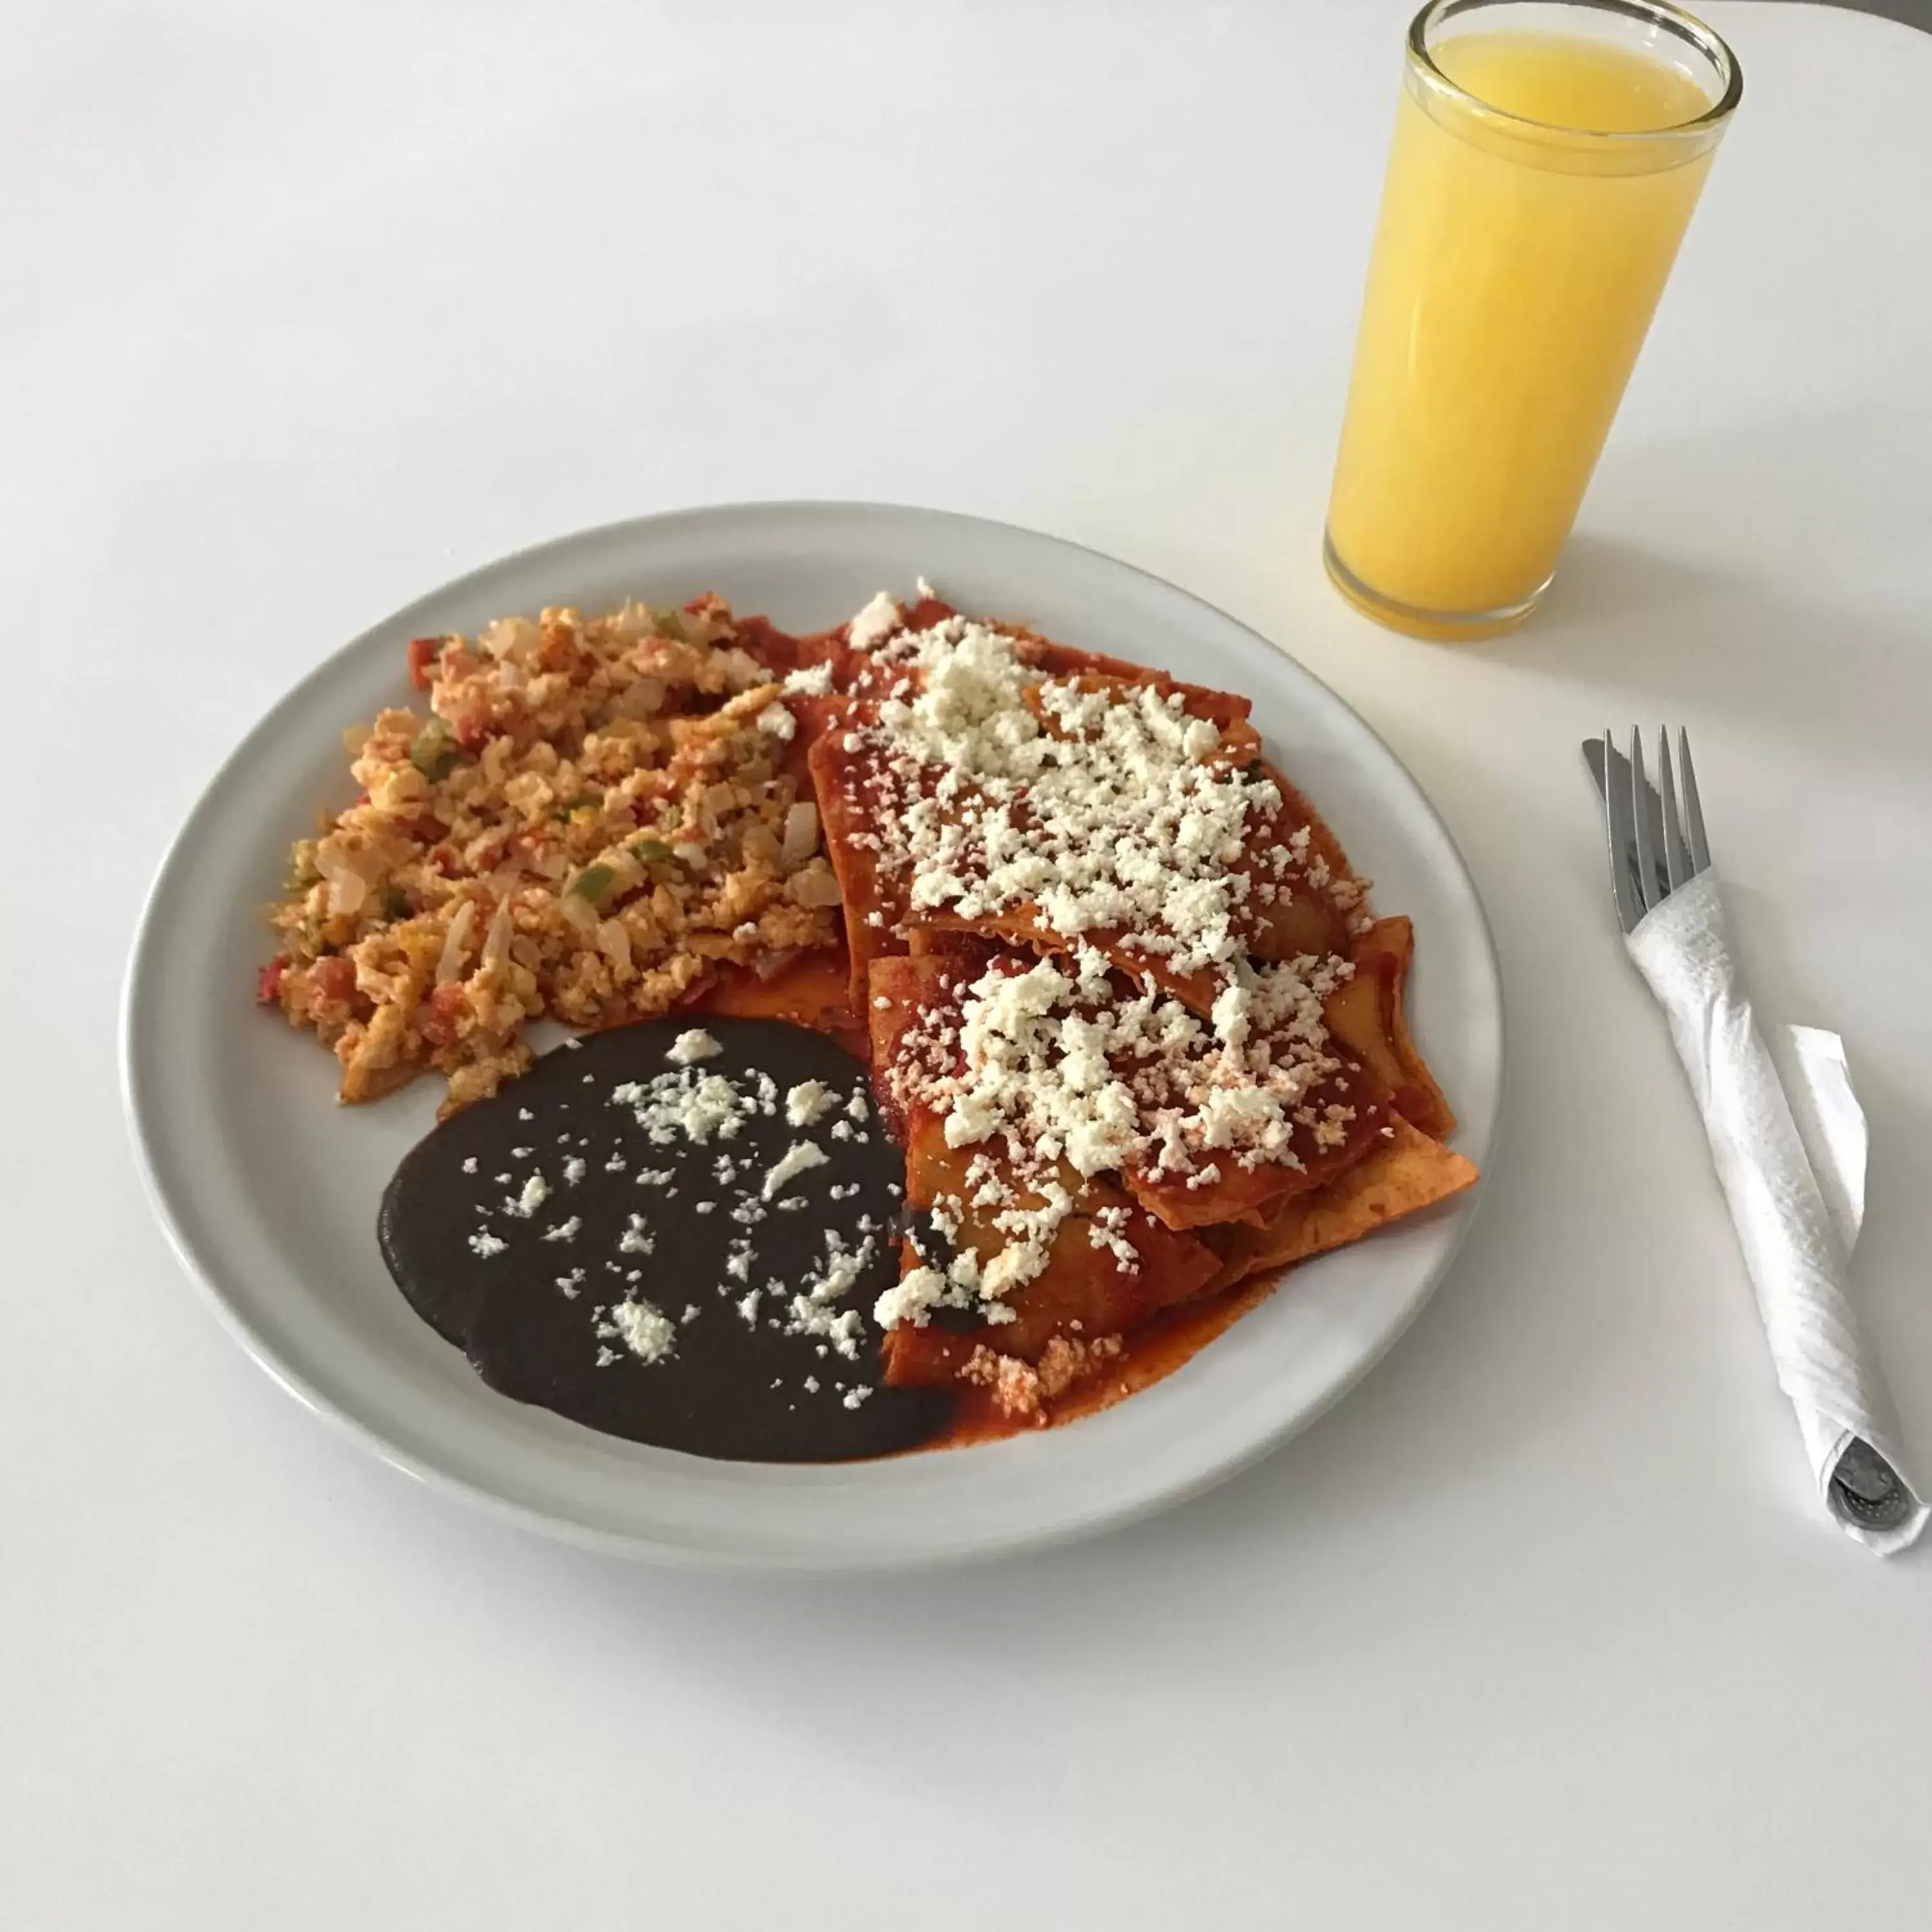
left=1325, top=24, right=1730, bottom=638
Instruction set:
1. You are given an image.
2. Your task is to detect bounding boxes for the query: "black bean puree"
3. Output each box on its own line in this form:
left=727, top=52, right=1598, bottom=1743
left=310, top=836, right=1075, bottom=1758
left=377, top=1019, right=952, bottom=1461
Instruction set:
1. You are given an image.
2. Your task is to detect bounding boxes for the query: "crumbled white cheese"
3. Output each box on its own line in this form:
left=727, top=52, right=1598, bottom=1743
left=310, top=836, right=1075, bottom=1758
left=607, top=1298, right=675, bottom=1364
left=755, top=701, right=797, bottom=744
left=563, top=1156, right=586, bottom=1185
left=786, top=1303, right=864, bottom=1359
left=1210, top=980, right=1252, bottom=1054
left=783, top=1079, right=837, bottom=1129
left=869, top=930, right=1353, bottom=1323
left=540, top=1216, right=582, bottom=1243
left=781, top=1229, right=876, bottom=1358
left=468, top=1230, right=507, bottom=1258
left=504, top=1172, right=549, bottom=1218
left=761, top=1139, right=829, bottom=1200
left=875, top=1264, right=949, bottom=1329
left=614, top=1071, right=749, bottom=1146
left=667, top=1028, right=722, bottom=1065
left=847, top=590, right=904, bottom=650
left=782, top=661, right=835, bottom=696
left=840, top=612, right=1334, bottom=983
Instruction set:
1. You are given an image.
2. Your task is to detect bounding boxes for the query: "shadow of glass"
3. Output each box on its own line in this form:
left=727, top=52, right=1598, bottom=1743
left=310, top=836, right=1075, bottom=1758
left=1443, top=400, right=1932, bottom=784
left=1533, top=532, right=1732, bottom=632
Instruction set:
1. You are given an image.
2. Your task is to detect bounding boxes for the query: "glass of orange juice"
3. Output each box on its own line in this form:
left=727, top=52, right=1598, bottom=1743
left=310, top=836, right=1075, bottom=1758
left=1324, top=0, right=1741, bottom=640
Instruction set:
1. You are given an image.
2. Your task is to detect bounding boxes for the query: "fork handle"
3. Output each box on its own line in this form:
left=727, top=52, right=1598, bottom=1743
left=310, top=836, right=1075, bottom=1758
left=1625, top=871, right=1924, bottom=1551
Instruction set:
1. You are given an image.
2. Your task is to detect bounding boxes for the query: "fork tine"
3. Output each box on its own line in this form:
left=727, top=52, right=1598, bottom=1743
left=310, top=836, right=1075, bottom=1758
left=1656, top=727, right=1691, bottom=891
left=1603, top=728, right=1643, bottom=931
left=1632, top=726, right=1673, bottom=902
left=1678, top=728, right=1712, bottom=874
left=1630, top=728, right=1662, bottom=914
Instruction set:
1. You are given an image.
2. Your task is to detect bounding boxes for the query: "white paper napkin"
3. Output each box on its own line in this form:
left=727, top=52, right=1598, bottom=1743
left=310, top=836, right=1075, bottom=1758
left=1626, top=871, right=1925, bottom=1555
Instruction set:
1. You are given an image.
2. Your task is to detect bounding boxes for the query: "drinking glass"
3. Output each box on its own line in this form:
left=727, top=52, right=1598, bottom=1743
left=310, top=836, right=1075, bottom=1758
left=1324, top=0, right=1741, bottom=639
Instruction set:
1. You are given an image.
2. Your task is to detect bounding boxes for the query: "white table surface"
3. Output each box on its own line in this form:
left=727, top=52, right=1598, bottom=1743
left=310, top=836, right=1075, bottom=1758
left=7, top=3, right=1930, bottom=1925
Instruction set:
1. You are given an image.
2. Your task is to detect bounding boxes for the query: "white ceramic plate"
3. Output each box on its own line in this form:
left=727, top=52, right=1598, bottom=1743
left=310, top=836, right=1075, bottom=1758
left=123, top=503, right=1502, bottom=1569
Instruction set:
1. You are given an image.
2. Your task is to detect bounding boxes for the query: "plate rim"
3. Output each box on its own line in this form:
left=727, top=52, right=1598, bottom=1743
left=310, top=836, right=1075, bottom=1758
left=120, top=498, right=1505, bottom=1570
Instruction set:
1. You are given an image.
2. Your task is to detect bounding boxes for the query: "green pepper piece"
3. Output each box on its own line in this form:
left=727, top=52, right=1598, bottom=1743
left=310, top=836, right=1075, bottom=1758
left=629, top=837, right=673, bottom=864
left=410, top=720, right=461, bottom=781
left=380, top=886, right=412, bottom=922
left=569, top=863, right=617, bottom=904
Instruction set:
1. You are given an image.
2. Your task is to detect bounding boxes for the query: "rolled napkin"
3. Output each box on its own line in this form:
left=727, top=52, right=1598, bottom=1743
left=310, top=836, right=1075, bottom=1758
left=1626, top=870, right=1925, bottom=1555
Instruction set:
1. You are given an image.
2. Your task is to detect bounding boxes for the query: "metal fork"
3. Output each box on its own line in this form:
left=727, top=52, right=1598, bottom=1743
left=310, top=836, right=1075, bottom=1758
left=1582, top=728, right=1710, bottom=933
left=1581, top=728, right=1915, bottom=1535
